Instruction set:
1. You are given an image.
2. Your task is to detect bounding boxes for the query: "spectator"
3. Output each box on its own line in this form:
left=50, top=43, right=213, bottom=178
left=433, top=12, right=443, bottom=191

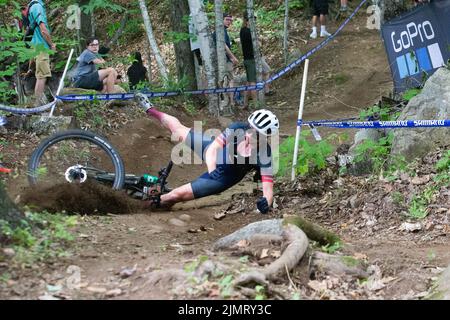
left=127, top=52, right=149, bottom=91
left=73, top=38, right=118, bottom=93
left=214, top=13, right=239, bottom=107
left=189, top=13, right=203, bottom=66
left=28, top=0, right=56, bottom=105
left=239, top=13, right=257, bottom=109
left=310, top=0, right=331, bottom=39
left=340, top=0, right=348, bottom=12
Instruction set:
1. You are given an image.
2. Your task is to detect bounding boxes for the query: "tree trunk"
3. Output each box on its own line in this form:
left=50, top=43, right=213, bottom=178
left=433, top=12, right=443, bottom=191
left=170, top=0, right=197, bottom=91
left=0, top=183, right=25, bottom=239
left=188, top=0, right=219, bottom=115
left=246, top=0, right=265, bottom=105
left=138, top=0, right=169, bottom=81
left=91, top=12, right=96, bottom=37
left=283, top=0, right=289, bottom=65
left=79, top=0, right=91, bottom=51
left=214, top=0, right=231, bottom=115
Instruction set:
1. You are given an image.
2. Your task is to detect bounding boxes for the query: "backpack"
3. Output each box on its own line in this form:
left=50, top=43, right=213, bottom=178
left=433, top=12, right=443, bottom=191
left=22, top=0, right=41, bottom=42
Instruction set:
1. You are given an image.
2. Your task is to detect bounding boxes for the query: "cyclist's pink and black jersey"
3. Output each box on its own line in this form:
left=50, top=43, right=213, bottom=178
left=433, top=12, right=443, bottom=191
left=185, top=122, right=273, bottom=199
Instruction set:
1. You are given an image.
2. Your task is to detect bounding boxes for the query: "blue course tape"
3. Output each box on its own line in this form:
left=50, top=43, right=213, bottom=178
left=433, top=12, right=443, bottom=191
left=0, top=100, right=57, bottom=115
left=55, top=0, right=368, bottom=102
left=300, top=119, right=450, bottom=129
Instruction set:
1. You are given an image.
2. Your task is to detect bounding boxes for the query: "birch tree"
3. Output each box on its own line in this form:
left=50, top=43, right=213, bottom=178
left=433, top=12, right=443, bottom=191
left=138, top=0, right=168, bottom=81
left=188, top=0, right=219, bottom=115
left=214, top=0, right=232, bottom=115
left=246, top=0, right=265, bottom=105
left=283, top=0, right=289, bottom=64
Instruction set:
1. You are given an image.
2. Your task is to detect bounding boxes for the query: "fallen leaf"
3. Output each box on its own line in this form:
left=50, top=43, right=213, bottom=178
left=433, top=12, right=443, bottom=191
left=260, top=248, right=269, bottom=259
left=235, top=239, right=250, bottom=248
left=270, top=250, right=281, bottom=259
left=214, top=212, right=226, bottom=220
left=411, top=175, right=430, bottom=185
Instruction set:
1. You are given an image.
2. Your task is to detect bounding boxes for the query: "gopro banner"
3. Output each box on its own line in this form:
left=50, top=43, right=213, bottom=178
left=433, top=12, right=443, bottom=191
left=381, top=0, right=450, bottom=93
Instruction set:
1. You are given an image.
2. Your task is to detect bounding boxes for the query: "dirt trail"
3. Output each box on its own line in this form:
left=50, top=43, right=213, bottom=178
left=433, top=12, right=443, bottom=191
left=2, top=14, right=448, bottom=300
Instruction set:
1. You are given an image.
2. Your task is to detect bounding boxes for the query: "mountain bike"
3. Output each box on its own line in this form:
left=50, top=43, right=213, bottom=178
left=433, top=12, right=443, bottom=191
left=27, top=129, right=172, bottom=204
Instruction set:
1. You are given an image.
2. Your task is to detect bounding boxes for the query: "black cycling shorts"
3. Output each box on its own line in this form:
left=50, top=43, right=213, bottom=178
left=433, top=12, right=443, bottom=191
left=312, top=0, right=329, bottom=16
left=185, top=129, right=246, bottom=199
left=75, top=71, right=103, bottom=91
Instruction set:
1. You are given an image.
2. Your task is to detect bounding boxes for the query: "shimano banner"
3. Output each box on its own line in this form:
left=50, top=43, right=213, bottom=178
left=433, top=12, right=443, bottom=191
left=381, top=0, right=450, bottom=93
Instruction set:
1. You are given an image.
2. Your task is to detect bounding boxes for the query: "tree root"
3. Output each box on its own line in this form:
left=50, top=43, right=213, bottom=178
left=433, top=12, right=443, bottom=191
left=308, top=251, right=369, bottom=279
left=234, top=223, right=309, bottom=286
left=283, top=215, right=340, bottom=246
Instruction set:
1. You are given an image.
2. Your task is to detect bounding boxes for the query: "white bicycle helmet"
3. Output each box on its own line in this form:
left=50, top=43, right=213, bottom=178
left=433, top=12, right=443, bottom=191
left=248, top=109, right=279, bottom=136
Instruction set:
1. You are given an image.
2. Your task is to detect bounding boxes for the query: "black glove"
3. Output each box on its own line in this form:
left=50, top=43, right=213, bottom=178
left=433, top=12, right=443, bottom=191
left=256, top=197, right=270, bottom=214
left=209, top=166, right=224, bottom=180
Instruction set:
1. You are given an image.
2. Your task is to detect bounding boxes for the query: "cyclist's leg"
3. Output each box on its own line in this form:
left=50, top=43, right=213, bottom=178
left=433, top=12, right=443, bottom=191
left=147, top=108, right=191, bottom=143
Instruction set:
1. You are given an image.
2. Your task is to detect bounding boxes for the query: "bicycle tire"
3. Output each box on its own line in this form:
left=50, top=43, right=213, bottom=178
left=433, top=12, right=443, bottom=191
left=28, top=129, right=125, bottom=190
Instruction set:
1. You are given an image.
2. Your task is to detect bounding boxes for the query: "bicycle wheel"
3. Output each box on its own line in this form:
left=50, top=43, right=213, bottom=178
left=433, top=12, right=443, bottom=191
left=28, top=129, right=125, bottom=190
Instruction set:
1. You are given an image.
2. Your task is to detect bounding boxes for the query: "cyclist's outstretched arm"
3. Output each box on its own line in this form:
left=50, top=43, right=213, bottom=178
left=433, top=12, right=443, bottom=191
left=204, top=139, right=222, bottom=173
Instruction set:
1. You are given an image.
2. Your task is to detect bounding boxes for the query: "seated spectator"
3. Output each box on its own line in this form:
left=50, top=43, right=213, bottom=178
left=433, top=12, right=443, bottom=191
left=127, top=52, right=150, bottom=90
left=73, top=38, right=118, bottom=93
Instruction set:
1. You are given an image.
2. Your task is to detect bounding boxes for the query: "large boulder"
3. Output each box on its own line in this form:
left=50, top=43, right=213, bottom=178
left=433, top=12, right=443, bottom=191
left=390, top=68, right=450, bottom=161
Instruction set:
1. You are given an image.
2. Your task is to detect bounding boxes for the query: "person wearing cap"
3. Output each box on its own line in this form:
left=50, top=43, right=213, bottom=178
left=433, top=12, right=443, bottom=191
left=134, top=93, right=279, bottom=214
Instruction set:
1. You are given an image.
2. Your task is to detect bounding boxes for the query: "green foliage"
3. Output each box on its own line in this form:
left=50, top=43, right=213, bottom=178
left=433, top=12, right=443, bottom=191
left=436, top=150, right=450, bottom=172
left=163, top=31, right=191, bottom=44
left=123, top=19, right=144, bottom=42
left=334, top=73, right=350, bottom=85
left=402, top=88, right=421, bottom=101
left=0, top=210, right=77, bottom=265
left=80, top=0, right=125, bottom=15
left=321, top=241, right=342, bottom=254
left=353, top=134, right=392, bottom=174
left=218, top=274, right=234, bottom=298
left=276, top=131, right=342, bottom=178
left=391, top=191, right=405, bottom=206
left=72, top=98, right=107, bottom=130
left=254, top=285, right=266, bottom=300
left=184, top=255, right=209, bottom=273
left=408, top=194, right=429, bottom=219
left=359, top=104, right=394, bottom=121
left=0, top=25, right=38, bottom=102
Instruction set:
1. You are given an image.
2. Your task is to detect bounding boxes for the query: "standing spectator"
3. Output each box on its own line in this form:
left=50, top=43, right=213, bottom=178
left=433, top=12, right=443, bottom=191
left=127, top=52, right=149, bottom=91
left=310, top=0, right=331, bottom=39
left=239, top=12, right=257, bottom=109
left=189, top=13, right=203, bottom=67
left=340, top=0, right=348, bottom=12
left=28, top=0, right=56, bottom=105
left=73, top=38, right=118, bottom=93
left=214, top=13, right=239, bottom=107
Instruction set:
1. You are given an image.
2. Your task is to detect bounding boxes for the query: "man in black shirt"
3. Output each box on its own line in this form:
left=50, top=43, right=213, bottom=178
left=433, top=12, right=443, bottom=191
left=240, top=13, right=258, bottom=109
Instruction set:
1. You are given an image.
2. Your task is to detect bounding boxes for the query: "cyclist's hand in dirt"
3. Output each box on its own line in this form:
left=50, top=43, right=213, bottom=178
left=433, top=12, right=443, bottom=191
left=256, top=197, right=270, bottom=214
left=209, top=166, right=224, bottom=180
left=134, top=93, right=153, bottom=112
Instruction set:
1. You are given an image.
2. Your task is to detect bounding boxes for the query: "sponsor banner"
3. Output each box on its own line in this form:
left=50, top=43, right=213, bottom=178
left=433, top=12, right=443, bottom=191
left=381, top=0, right=450, bottom=93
